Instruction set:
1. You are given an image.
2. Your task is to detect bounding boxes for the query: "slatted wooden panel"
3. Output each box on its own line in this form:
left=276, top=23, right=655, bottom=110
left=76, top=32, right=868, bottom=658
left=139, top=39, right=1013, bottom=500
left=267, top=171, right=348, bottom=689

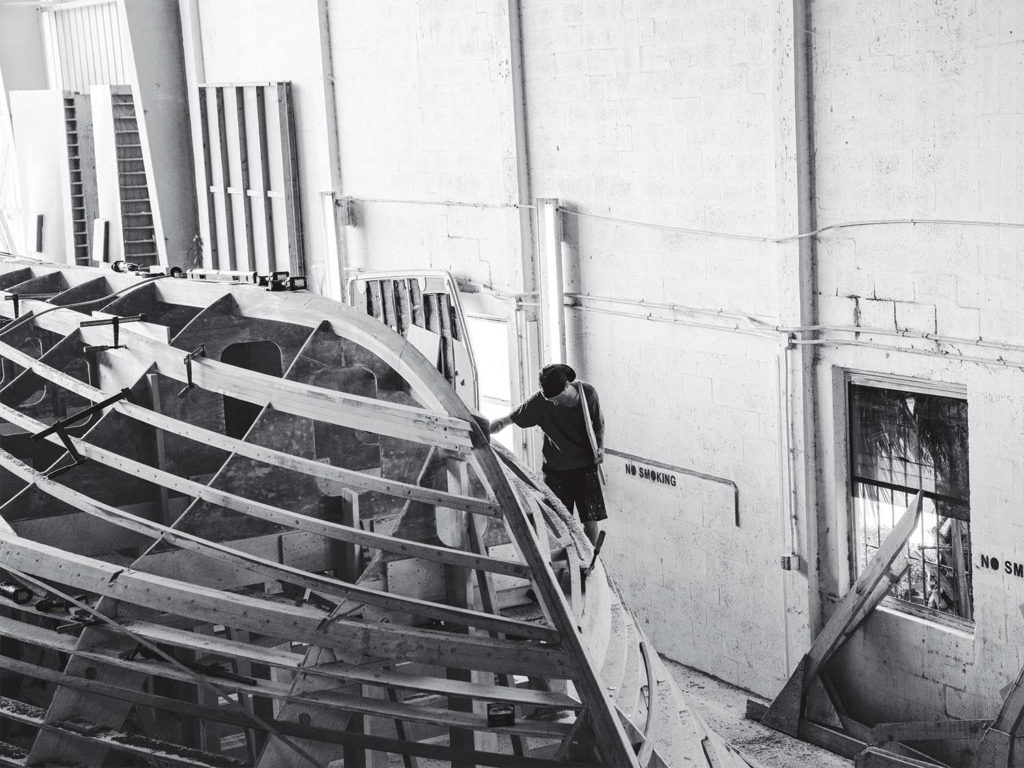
left=361, top=277, right=463, bottom=386
left=198, top=83, right=303, bottom=277
left=41, top=1, right=129, bottom=92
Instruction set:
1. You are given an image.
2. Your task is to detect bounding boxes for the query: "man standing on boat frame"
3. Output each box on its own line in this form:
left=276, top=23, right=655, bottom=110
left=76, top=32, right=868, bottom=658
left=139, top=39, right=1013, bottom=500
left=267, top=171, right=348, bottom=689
left=485, top=363, right=607, bottom=545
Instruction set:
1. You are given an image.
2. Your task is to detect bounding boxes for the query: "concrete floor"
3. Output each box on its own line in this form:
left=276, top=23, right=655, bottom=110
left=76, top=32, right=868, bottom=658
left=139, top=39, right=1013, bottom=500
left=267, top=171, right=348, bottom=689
left=662, top=656, right=853, bottom=768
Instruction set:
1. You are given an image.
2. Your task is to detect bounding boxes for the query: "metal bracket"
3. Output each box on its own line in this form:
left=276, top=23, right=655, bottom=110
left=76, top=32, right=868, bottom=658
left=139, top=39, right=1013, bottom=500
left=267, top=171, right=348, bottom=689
left=177, top=345, right=206, bottom=398
left=33, top=388, right=131, bottom=477
left=3, top=293, right=58, bottom=319
left=80, top=315, right=145, bottom=354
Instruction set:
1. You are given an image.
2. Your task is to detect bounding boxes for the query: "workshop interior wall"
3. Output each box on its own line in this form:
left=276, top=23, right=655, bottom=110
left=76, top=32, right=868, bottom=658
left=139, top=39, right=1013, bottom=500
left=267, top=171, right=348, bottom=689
left=810, top=3, right=1024, bottom=762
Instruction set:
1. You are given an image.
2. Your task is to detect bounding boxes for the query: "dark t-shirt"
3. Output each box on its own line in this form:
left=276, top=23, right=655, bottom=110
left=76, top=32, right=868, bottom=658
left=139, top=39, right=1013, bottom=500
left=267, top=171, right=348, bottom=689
left=511, top=382, right=604, bottom=473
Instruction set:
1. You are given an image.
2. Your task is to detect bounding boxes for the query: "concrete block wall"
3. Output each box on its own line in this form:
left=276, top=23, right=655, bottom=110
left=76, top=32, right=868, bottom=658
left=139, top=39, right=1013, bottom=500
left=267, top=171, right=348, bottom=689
left=812, top=2, right=1024, bottom=761
left=322, top=0, right=798, bottom=696
left=328, top=0, right=525, bottom=295
left=522, top=0, right=796, bottom=696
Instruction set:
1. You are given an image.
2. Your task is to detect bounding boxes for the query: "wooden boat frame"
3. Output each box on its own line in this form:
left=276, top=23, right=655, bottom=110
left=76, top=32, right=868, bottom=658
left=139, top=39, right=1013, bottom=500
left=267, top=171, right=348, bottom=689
left=0, top=256, right=732, bottom=768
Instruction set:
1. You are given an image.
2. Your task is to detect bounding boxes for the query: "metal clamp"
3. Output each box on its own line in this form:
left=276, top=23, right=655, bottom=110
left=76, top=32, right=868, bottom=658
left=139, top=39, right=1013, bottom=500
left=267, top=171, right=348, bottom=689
left=177, top=345, right=206, bottom=398
left=3, top=293, right=58, bottom=319
left=33, top=388, right=131, bottom=477
left=80, top=315, right=145, bottom=354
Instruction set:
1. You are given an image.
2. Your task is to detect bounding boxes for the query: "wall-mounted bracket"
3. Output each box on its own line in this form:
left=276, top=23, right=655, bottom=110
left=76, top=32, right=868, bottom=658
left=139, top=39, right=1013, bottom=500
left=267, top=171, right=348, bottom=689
left=80, top=315, right=145, bottom=353
left=336, top=195, right=356, bottom=227
left=177, top=345, right=206, bottom=398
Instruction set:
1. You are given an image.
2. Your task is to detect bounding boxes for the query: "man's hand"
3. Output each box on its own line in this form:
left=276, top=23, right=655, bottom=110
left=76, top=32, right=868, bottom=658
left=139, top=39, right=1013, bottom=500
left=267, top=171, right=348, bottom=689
left=595, top=447, right=604, bottom=464
left=471, top=413, right=491, bottom=435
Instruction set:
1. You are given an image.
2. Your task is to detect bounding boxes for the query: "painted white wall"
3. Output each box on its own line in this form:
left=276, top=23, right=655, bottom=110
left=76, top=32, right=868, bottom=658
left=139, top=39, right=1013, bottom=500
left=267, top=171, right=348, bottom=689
left=9, top=90, right=70, bottom=262
left=194, top=0, right=338, bottom=294
left=810, top=3, right=1024, bottom=762
left=521, top=0, right=798, bottom=696
left=90, top=84, right=123, bottom=264
left=123, top=0, right=198, bottom=266
left=321, top=0, right=801, bottom=697
left=0, top=5, right=47, bottom=253
left=328, top=0, right=525, bottom=294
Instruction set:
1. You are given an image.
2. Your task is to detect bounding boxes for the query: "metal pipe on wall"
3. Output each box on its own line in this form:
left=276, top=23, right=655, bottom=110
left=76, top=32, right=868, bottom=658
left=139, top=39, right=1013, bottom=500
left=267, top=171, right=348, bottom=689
left=787, top=0, right=822, bottom=644
left=504, top=0, right=542, bottom=469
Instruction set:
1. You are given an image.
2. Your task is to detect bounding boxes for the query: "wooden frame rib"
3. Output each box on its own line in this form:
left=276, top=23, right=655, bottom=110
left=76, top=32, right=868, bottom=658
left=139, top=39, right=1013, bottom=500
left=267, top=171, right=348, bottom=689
left=28, top=308, right=474, bottom=451
left=0, top=400, right=525, bottom=578
left=0, top=535, right=571, bottom=678
left=0, top=445, right=552, bottom=641
left=0, top=336, right=501, bottom=518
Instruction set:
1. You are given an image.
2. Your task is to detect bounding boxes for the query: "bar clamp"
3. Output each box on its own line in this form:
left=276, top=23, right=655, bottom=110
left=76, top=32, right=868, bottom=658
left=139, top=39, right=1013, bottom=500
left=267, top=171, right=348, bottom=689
left=32, top=388, right=131, bottom=477
left=80, top=315, right=145, bottom=354
left=3, top=293, right=58, bottom=319
left=177, top=345, right=206, bottom=398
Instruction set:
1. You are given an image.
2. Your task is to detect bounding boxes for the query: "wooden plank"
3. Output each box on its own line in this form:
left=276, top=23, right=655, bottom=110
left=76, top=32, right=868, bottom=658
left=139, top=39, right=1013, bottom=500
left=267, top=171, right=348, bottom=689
left=197, top=85, right=218, bottom=269
left=0, top=675, right=589, bottom=768
left=250, top=86, right=275, bottom=275
left=804, top=493, right=923, bottom=683
left=0, top=611, right=577, bottom=719
left=0, top=339, right=500, bottom=516
left=1, top=394, right=518, bottom=572
left=471, top=443, right=642, bottom=766
left=467, top=513, right=531, bottom=759
left=0, top=635, right=570, bottom=741
left=368, top=279, right=384, bottom=322
left=147, top=371, right=172, bottom=524
left=409, top=279, right=425, bottom=327
left=0, top=535, right=572, bottom=678
left=0, top=444, right=551, bottom=641
left=425, top=292, right=441, bottom=333
left=635, top=638, right=660, bottom=766
left=229, top=85, right=255, bottom=272
left=869, top=719, right=991, bottom=744
left=210, top=87, right=236, bottom=271
left=275, top=82, right=304, bottom=276
left=113, top=332, right=475, bottom=451
left=0, top=695, right=244, bottom=768
left=950, top=520, right=972, bottom=620
left=857, top=747, right=947, bottom=768
left=382, top=279, right=398, bottom=331
left=396, top=279, right=413, bottom=333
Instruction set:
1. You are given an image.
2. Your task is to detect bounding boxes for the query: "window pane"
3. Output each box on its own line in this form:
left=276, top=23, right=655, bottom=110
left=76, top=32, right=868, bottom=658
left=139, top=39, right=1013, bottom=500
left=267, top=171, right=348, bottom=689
left=849, top=383, right=972, bottom=621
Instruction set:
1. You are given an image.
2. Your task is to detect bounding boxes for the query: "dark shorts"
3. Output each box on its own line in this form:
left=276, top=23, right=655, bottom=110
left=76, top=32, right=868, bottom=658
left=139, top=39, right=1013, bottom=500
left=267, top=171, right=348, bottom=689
left=543, top=466, right=607, bottom=523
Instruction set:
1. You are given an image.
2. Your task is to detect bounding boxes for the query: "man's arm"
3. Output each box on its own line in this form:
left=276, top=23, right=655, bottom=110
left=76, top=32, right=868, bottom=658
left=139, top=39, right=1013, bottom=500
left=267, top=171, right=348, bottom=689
left=589, top=385, right=605, bottom=461
left=488, top=414, right=515, bottom=434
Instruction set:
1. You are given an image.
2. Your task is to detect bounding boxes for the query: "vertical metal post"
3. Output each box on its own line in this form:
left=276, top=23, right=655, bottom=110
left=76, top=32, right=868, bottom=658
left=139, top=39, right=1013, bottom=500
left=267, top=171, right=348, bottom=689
left=177, top=0, right=212, bottom=268
left=535, top=197, right=565, bottom=365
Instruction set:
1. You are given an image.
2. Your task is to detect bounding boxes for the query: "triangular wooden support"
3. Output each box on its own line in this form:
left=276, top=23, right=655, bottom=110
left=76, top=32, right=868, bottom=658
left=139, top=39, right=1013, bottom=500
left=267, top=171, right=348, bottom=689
left=751, top=493, right=929, bottom=761
left=970, top=650, right=1024, bottom=768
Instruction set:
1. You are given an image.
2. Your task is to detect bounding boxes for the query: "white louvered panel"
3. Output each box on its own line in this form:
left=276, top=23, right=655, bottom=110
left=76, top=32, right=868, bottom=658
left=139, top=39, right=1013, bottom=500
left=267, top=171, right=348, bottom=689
left=42, top=1, right=129, bottom=92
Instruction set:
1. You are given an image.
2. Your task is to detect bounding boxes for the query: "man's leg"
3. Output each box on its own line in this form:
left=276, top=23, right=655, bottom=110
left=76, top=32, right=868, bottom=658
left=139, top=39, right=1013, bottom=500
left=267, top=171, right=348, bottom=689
left=577, top=467, right=607, bottom=546
left=542, top=472, right=576, bottom=516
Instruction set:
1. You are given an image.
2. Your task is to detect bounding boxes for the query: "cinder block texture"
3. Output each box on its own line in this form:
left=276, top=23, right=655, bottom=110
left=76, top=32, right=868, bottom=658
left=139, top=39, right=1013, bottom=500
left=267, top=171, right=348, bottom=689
left=813, top=3, right=1024, bottom=760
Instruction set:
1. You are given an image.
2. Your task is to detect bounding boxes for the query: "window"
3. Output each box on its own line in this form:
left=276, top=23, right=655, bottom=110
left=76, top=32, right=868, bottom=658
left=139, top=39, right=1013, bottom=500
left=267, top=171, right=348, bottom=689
left=848, top=380, right=972, bottom=623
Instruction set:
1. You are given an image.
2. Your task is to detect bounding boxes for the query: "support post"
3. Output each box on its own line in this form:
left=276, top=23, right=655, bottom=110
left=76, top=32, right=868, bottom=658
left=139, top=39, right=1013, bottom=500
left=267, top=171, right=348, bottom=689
left=534, top=197, right=565, bottom=365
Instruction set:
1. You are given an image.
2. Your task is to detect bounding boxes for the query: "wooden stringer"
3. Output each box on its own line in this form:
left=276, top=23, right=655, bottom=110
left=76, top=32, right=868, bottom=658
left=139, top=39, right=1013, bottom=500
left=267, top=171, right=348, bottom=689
left=751, top=493, right=932, bottom=763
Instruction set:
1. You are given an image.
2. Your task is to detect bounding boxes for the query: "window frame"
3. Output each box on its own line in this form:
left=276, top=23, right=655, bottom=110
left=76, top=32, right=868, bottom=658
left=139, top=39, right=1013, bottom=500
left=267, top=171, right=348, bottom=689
left=842, top=370, right=974, bottom=632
